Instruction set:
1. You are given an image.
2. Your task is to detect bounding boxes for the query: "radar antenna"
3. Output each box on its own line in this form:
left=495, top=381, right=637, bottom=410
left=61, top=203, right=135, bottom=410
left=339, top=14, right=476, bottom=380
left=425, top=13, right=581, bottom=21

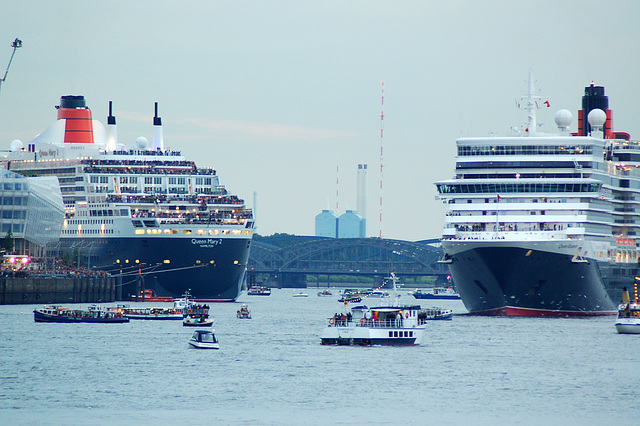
left=0, top=38, right=22, bottom=98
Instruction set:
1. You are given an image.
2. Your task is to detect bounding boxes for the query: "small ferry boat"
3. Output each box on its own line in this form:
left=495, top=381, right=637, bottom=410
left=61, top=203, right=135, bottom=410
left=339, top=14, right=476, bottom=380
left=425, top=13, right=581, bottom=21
left=321, top=273, right=427, bottom=346
left=33, top=305, right=130, bottom=323
left=368, top=290, right=390, bottom=299
left=247, top=286, right=271, bottom=296
left=615, top=287, right=640, bottom=334
left=338, top=289, right=363, bottom=303
left=317, top=290, right=333, bottom=297
left=421, top=307, right=454, bottom=321
left=130, top=289, right=174, bottom=303
left=121, top=306, right=183, bottom=320
left=412, top=287, right=461, bottom=300
left=188, top=330, right=219, bottom=349
left=173, top=291, right=194, bottom=311
left=183, top=302, right=213, bottom=326
left=236, top=303, right=252, bottom=319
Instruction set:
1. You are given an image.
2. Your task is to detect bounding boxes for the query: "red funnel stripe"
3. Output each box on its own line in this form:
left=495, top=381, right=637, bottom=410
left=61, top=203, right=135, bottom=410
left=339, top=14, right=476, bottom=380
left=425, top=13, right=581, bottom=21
left=57, top=107, right=94, bottom=144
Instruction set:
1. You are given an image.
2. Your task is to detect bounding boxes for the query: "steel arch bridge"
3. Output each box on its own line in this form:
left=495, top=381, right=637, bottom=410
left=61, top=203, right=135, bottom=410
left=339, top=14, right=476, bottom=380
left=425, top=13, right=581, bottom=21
left=247, top=237, right=448, bottom=287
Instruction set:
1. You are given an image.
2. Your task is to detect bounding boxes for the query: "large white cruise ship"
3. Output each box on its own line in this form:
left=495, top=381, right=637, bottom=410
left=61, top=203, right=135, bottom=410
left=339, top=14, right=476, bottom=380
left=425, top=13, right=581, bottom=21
left=435, top=77, right=638, bottom=315
left=1, top=95, right=254, bottom=301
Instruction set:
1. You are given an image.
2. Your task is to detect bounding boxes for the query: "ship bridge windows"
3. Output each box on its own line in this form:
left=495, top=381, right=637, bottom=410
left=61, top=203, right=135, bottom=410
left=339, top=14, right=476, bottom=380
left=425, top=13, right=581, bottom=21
left=437, top=182, right=601, bottom=195
left=456, top=161, right=593, bottom=169
left=458, top=145, right=593, bottom=156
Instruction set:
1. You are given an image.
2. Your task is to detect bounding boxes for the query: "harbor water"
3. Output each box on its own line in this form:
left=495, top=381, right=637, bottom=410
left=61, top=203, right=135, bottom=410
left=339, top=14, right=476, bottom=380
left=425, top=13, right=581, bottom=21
left=1, top=289, right=638, bottom=425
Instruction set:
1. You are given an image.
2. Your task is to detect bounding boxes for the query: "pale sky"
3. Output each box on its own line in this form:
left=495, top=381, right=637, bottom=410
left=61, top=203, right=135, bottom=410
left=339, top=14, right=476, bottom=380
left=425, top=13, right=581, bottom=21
left=1, top=1, right=639, bottom=241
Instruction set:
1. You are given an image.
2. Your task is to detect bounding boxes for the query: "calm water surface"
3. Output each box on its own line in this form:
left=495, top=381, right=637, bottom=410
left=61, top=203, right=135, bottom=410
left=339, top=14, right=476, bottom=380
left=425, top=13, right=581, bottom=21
left=1, top=289, right=638, bottom=425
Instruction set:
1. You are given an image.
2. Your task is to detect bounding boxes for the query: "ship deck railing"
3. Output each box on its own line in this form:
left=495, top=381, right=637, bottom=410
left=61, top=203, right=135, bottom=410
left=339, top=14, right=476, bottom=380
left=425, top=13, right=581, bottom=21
left=328, top=319, right=425, bottom=328
left=447, top=229, right=579, bottom=241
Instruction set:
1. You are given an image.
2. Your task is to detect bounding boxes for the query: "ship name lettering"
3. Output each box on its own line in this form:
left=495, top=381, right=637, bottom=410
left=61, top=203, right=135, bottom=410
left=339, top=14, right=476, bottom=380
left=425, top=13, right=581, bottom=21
left=558, top=244, right=577, bottom=249
left=39, top=149, right=59, bottom=158
left=191, top=238, right=222, bottom=248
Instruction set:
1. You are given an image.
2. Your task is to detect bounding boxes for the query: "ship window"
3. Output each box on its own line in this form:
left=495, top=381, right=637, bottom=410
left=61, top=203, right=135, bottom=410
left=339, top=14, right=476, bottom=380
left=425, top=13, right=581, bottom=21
left=409, top=331, right=413, bottom=337
left=196, top=230, right=207, bottom=235
left=210, top=230, right=219, bottom=235
left=135, top=229, right=145, bottom=234
left=182, top=230, right=192, bottom=234
left=389, top=331, right=393, bottom=337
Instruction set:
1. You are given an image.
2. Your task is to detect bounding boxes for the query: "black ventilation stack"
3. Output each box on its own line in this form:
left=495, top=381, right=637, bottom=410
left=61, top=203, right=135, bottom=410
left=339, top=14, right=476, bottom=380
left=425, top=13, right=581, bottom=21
left=578, top=83, right=612, bottom=138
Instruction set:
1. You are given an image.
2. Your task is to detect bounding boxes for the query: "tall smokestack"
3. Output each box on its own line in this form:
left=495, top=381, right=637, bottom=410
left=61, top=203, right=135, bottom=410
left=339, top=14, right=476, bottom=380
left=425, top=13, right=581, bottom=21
left=56, top=95, right=94, bottom=144
left=578, top=83, right=612, bottom=138
left=357, top=164, right=367, bottom=219
left=152, top=102, right=164, bottom=151
left=106, top=101, right=118, bottom=152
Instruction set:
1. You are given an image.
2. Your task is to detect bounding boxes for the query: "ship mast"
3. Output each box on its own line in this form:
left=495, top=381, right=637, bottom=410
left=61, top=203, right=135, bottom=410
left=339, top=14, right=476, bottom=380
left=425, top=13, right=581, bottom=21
left=0, top=38, right=22, bottom=99
left=522, top=71, right=540, bottom=135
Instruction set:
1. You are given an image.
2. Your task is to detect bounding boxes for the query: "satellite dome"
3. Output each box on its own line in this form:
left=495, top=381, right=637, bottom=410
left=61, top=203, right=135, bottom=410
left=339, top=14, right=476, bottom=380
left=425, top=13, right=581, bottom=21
left=135, top=136, right=149, bottom=150
left=588, top=108, right=607, bottom=127
left=554, top=109, right=573, bottom=129
left=10, top=139, right=23, bottom=152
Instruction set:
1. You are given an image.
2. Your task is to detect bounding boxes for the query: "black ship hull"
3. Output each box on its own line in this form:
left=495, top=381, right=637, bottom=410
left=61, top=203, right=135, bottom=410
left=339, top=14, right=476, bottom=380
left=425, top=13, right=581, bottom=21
left=444, top=244, right=621, bottom=316
left=59, top=236, right=252, bottom=301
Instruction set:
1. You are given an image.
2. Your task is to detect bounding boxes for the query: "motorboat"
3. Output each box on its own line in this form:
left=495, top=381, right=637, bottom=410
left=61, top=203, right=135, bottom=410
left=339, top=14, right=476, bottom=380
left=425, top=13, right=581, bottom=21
left=321, top=273, right=428, bottom=346
left=615, top=286, right=640, bottom=334
left=412, top=287, right=461, bottom=300
left=247, top=286, right=271, bottom=296
left=317, top=290, right=333, bottom=297
left=338, top=289, right=363, bottom=303
left=420, top=307, right=454, bottom=321
left=236, top=303, right=252, bottom=319
left=33, top=305, right=130, bottom=323
left=130, top=289, right=174, bottom=302
left=183, top=316, right=214, bottom=327
left=293, top=292, right=309, bottom=297
left=188, top=330, right=219, bottom=349
left=368, top=290, right=390, bottom=299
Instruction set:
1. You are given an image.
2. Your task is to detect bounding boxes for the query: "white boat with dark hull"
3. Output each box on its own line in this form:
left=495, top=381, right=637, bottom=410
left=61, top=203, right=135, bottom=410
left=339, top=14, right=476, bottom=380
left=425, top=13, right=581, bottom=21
left=412, top=287, right=460, bottom=300
left=3, top=95, right=254, bottom=301
left=435, top=75, right=639, bottom=316
left=188, top=330, right=219, bottom=349
left=615, top=286, right=640, bottom=334
left=321, top=274, right=428, bottom=346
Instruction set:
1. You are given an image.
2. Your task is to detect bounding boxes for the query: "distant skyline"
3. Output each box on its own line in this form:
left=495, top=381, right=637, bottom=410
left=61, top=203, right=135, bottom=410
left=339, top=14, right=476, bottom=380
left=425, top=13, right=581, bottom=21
left=1, top=1, right=639, bottom=241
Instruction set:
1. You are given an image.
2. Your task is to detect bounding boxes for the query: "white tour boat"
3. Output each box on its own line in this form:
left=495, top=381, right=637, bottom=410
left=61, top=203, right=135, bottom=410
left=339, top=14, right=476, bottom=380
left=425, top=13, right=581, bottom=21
left=320, top=273, right=428, bottom=346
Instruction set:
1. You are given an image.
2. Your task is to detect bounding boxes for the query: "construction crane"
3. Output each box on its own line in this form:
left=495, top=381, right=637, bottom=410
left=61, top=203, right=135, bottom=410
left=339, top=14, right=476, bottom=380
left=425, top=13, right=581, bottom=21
left=0, top=38, right=22, bottom=97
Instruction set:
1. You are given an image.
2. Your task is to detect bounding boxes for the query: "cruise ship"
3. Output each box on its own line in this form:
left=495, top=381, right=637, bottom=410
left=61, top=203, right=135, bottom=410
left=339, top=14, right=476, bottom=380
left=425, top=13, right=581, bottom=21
left=1, top=95, right=254, bottom=301
left=435, top=77, right=638, bottom=315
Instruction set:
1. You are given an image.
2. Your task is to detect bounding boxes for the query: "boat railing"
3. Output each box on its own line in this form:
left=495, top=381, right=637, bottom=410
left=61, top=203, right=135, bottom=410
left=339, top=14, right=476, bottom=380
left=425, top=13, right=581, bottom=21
left=449, top=229, right=570, bottom=241
left=328, top=318, right=419, bottom=329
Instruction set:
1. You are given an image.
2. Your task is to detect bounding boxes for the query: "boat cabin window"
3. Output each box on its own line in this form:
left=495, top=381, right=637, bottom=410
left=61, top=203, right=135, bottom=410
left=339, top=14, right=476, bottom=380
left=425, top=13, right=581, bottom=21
left=199, top=333, right=215, bottom=343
